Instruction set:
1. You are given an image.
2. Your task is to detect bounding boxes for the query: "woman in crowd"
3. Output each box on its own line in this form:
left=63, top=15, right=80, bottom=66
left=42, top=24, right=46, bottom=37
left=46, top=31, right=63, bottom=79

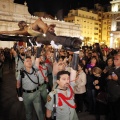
left=85, top=56, right=98, bottom=113
left=93, top=43, right=103, bottom=61
left=93, top=67, right=107, bottom=120
left=103, top=57, right=114, bottom=77
left=74, top=63, right=86, bottom=113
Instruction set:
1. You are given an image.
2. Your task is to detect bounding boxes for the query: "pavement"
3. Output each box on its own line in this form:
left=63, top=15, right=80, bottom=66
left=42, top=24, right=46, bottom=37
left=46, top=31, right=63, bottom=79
left=0, top=63, right=106, bottom=120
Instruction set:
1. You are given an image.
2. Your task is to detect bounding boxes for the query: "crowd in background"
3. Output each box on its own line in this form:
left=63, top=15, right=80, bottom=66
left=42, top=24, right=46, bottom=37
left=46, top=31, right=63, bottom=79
left=0, top=42, right=120, bottom=120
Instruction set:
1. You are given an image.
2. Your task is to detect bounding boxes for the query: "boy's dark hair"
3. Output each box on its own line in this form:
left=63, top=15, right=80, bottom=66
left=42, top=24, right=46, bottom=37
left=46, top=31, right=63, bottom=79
left=60, top=56, right=66, bottom=61
left=92, top=50, right=98, bottom=55
left=78, top=63, right=84, bottom=69
left=25, top=56, right=31, bottom=59
left=57, top=71, right=70, bottom=80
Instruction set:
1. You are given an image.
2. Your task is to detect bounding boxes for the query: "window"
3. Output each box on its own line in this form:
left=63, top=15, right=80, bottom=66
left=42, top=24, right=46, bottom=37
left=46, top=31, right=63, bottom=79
left=107, top=15, right=109, bottom=18
left=94, top=27, right=98, bottom=30
left=118, top=5, right=120, bottom=11
left=94, top=33, right=98, bottom=35
left=116, top=22, right=120, bottom=31
left=95, top=23, right=98, bottom=25
left=99, top=13, right=101, bottom=17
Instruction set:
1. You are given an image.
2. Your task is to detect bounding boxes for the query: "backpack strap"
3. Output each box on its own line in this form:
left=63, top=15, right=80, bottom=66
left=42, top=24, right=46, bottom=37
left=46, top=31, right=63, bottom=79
left=18, top=54, right=24, bottom=63
left=22, top=67, right=39, bottom=85
left=16, top=54, right=24, bottom=68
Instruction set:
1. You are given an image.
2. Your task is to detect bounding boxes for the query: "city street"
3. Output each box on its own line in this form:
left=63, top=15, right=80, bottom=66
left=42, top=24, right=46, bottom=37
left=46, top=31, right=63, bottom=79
left=0, top=63, right=106, bottom=120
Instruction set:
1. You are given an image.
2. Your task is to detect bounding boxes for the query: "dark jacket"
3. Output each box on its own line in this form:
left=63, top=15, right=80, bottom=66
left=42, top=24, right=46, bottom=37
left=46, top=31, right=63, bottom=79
left=107, top=67, right=120, bottom=102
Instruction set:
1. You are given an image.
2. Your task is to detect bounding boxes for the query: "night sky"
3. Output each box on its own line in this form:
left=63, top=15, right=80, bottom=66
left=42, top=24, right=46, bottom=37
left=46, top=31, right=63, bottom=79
left=14, top=0, right=111, bottom=18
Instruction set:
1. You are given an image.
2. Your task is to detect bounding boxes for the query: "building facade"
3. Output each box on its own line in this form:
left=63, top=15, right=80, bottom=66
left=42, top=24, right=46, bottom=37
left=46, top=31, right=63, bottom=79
left=102, top=12, right=112, bottom=46
left=64, top=2, right=120, bottom=48
left=64, top=9, right=101, bottom=46
left=110, top=0, right=120, bottom=48
left=0, top=0, right=81, bottom=48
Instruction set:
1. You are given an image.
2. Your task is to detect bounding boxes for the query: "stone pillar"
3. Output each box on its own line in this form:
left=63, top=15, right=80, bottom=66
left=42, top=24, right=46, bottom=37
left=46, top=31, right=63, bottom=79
left=110, top=33, right=114, bottom=48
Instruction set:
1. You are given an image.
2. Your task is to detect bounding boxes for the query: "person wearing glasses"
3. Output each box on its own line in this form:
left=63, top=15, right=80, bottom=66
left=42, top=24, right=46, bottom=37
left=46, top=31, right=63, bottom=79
left=107, top=54, right=120, bottom=120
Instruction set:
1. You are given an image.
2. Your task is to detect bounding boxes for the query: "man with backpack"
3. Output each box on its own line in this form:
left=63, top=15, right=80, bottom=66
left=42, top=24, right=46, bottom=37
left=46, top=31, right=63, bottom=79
left=12, top=43, right=26, bottom=101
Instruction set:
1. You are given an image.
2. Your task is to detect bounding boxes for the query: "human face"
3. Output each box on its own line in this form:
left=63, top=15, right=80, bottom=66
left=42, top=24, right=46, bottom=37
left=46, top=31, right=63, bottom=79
left=24, top=58, right=32, bottom=68
left=18, top=24, right=24, bottom=29
left=59, top=58, right=63, bottom=62
left=82, top=59, right=86, bottom=65
left=46, top=51, right=52, bottom=60
left=58, top=62, right=65, bottom=71
left=57, top=74, right=70, bottom=89
left=18, top=22, right=27, bottom=29
left=68, top=55, right=72, bottom=61
left=63, top=57, right=68, bottom=63
left=93, top=71, right=100, bottom=77
left=40, top=56, right=45, bottom=63
left=91, top=58, right=97, bottom=64
left=107, top=59, right=113, bottom=66
left=79, top=51, right=84, bottom=57
left=20, top=48, right=24, bottom=52
left=85, top=51, right=88, bottom=56
left=92, top=52, right=98, bottom=57
left=78, top=65, right=83, bottom=71
left=114, top=55, right=120, bottom=67
left=20, top=48, right=25, bottom=56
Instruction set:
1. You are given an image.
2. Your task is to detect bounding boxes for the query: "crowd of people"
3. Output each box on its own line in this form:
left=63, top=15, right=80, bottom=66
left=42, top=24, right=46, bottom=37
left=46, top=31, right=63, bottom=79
left=0, top=18, right=120, bottom=120
left=0, top=42, right=120, bottom=120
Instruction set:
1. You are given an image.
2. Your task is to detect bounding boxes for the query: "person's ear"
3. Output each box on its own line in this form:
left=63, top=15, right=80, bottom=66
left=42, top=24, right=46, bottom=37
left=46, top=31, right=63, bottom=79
left=56, top=80, right=60, bottom=84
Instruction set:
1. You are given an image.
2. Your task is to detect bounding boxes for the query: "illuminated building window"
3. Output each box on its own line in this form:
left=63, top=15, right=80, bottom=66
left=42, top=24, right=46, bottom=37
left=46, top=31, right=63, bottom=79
left=94, top=33, right=98, bottom=35
left=116, top=22, right=120, bottom=31
left=95, top=23, right=98, bottom=25
left=94, top=27, right=98, bottom=30
left=118, top=5, right=120, bottom=11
